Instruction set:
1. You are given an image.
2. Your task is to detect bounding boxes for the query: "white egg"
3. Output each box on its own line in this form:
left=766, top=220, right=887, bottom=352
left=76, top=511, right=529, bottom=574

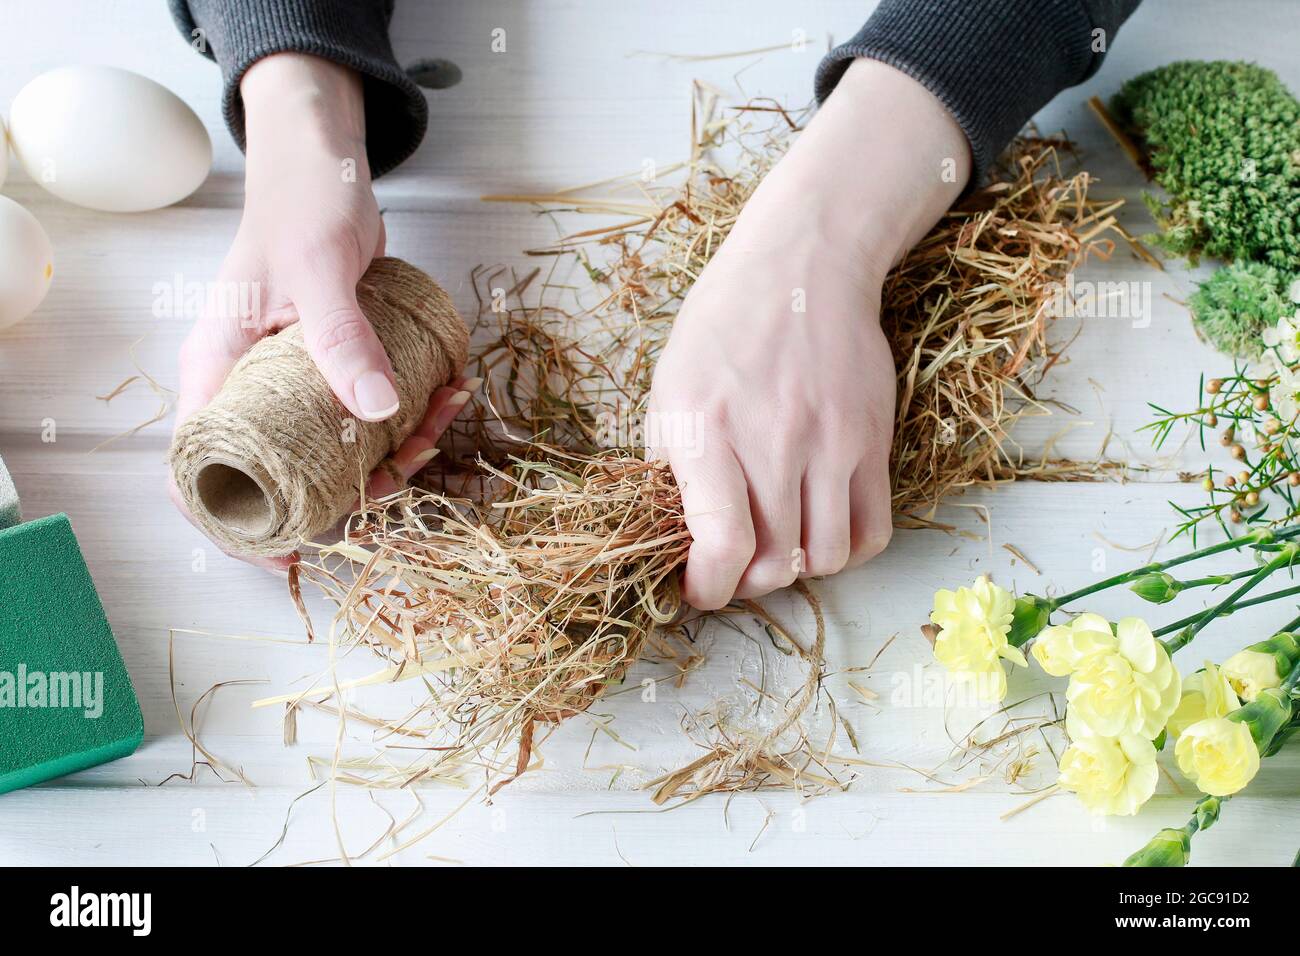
left=8, top=65, right=211, bottom=213
left=0, top=196, right=53, bottom=331
left=0, top=115, right=8, bottom=188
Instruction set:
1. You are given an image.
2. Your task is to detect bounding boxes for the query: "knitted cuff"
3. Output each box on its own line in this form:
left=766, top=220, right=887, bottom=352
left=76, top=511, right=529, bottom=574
left=169, top=0, right=428, bottom=177
left=814, top=0, right=1102, bottom=183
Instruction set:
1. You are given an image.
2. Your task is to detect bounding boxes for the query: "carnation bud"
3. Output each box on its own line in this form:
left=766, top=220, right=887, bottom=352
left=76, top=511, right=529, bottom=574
left=1129, top=572, right=1181, bottom=604
left=1008, top=595, right=1052, bottom=646
left=1123, top=827, right=1191, bottom=868
left=1230, top=687, right=1293, bottom=752
left=1255, top=631, right=1299, bottom=674
left=1223, top=632, right=1300, bottom=701
left=1193, top=795, right=1223, bottom=831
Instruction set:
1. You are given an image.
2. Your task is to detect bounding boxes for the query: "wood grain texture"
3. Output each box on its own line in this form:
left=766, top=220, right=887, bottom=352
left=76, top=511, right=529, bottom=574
left=0, top=0, right=1297, bottom=866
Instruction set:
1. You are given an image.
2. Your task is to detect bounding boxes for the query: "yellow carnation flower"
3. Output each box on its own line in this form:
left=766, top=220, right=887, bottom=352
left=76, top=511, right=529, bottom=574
left=930, top=576, right=1026, bottom=702
left=1058, top=733, right=1158, bottom=816
left=1031, top=612, right=1116, bottom=676
left=1065, top=617, right=1181, bottom=738
left=1167, top=662, right=1240, bottom=738
left=1174, top=717, right=1260, bottom=796
left=1220, top=648, right=1282, bottom=702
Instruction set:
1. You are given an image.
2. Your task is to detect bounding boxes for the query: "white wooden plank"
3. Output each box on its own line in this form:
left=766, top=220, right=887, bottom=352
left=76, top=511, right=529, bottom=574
left=2, top=783, right=1296, bottom=867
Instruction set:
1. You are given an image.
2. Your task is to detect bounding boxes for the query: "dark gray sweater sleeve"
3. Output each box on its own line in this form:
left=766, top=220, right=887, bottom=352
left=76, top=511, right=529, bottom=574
left=815, top=0, right=1141, bottom=181
left=168, top=0, right=427, bottom=177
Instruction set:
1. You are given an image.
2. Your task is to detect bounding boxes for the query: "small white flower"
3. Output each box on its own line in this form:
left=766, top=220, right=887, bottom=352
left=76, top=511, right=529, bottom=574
left=1262, top=311, right=1300, bottom=365
left=1269, top=359, right=1300, bottom=425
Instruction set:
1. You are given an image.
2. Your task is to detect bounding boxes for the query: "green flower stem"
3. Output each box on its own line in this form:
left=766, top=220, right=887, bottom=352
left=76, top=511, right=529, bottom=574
left=1152, top=582, right=1300, bottom=638
left=1048, top=526, right=1299, bottom=611
left=1159, top=546, right=1299, bottom=654
left=1178, top=569, right=1258, bottom=589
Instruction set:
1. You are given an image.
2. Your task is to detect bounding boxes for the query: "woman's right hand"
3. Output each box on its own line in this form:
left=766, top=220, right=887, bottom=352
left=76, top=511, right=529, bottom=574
left=169, top=53, right=473, bottom=569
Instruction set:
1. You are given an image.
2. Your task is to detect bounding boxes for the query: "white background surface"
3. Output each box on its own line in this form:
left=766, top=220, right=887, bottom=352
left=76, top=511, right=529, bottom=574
left=1, top=0, right=1298, bottom=866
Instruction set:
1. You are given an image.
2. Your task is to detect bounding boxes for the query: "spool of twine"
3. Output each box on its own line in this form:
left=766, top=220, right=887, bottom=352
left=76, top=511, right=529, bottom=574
left=169, top=257, right=470, bottom=557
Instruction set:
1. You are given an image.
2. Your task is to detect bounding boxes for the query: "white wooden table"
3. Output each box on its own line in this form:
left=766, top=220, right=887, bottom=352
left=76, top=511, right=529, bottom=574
left=2, top=0, right=1298, bottom=866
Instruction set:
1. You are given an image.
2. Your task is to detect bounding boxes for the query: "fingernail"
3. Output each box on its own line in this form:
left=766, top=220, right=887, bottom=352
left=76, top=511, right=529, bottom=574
left=410, top=447, right=440, bottom=467
left=355, top=371, right=400, bottom=420
left=449, top=389, right=472, bottom=408
left=461, top=377, right=484, bottom=393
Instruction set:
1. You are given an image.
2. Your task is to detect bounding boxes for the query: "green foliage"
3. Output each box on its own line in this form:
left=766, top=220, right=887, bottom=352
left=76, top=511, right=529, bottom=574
left=1188, top=260, right=1296, bottom=357
left=1112, top=61, right=1300, bottom=269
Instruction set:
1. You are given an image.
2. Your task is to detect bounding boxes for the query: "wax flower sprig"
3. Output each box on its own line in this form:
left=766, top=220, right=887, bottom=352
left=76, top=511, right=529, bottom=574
left=1145, top=308, right=1300, bottom=541
left=926, top=523, right=1300, bottom=865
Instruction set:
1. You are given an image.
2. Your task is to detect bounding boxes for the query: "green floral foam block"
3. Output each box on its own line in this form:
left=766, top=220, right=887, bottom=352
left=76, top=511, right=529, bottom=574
left=0, top=513, right=143, bottom=794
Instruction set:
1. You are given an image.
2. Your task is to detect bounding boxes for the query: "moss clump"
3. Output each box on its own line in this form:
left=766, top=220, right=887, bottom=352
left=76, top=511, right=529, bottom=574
left=1112, top=61, right=1300, bottom=269
left=1188, top=260, right=1296, bottom=357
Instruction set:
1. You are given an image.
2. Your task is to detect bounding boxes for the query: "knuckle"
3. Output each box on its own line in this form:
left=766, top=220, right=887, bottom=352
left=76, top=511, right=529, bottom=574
left=804, top=542, right=851, bottom=577
left=744, top=553, right=800, bottom=592
left=700, top=527, right=756, bottom=570
left=309, top=311, right=374, bottom=359
left=297, top=226, right=361, bottom=266
left=824, top=418, right=869, bottom=454
left=854, top=525, right=893, bottom=561
left=860, top=412, right=893, bottom=450
left=684, top=584, right=729, bottom=612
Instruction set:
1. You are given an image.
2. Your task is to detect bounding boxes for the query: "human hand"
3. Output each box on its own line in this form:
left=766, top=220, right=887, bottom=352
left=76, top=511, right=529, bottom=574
left=171, top=53, right=470, bottom=569
left=648, top=58, right=971, bottom=609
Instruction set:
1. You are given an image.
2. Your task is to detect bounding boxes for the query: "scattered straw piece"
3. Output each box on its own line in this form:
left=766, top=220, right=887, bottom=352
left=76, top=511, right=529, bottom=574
left=1002, top=543, right=1041, bottom=574
left=93, top=337, right=175, bottom=453
left=1086, top=95, right=1148, bottom=176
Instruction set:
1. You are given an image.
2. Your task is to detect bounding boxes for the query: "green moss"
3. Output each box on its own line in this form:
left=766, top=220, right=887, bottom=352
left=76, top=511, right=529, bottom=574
left=1112, top=61, right=1300, bottom=270
left=1188, top=260, right=1295, bottom=357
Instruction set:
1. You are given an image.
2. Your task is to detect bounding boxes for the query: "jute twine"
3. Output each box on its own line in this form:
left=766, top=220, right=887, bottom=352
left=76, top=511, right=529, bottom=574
left=169, top=256, right=470, bottom=557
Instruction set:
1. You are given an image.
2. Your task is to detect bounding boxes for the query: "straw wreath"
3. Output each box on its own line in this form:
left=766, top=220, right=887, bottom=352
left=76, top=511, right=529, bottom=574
left=281, top=90, right=1123, bottom=804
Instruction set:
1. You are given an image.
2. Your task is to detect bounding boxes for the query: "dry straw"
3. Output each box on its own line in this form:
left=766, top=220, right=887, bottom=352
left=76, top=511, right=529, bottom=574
left=286, top=89, right=1122, bottom=805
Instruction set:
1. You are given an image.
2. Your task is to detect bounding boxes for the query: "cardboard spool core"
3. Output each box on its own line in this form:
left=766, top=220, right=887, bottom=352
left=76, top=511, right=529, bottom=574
left=192, top=456, right=281, bottom=540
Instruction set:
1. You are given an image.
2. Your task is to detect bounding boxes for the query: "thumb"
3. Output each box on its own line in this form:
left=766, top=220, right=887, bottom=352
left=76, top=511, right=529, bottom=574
left=291, top=272, right=399, bottom=422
